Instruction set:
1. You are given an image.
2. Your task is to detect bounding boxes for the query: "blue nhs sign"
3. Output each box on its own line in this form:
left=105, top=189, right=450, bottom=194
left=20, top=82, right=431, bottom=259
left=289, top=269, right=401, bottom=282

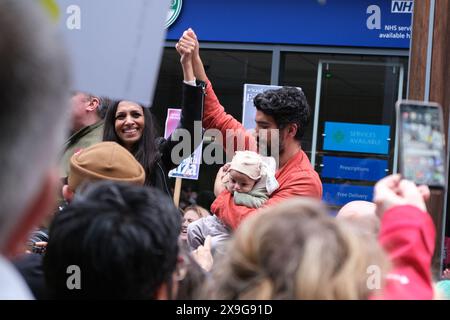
left=391, top=0, right=413, bottom=13
left=323, top=122, right=391, bottom=155
left=167, top=0, right=413, bottom=49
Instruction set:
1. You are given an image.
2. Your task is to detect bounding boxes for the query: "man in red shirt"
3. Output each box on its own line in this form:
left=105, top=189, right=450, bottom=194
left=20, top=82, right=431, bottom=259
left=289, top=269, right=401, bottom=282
left=177, top=29, right=322, bottom=232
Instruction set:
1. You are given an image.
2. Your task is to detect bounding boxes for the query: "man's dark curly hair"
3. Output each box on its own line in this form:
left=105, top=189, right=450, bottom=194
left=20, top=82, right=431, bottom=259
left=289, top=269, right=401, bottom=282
left=253, top=87, right=310, bottom=141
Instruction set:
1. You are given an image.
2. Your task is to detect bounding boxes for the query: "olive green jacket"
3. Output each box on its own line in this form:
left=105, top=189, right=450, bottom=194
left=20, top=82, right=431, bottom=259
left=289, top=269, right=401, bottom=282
left=59, top=121, right=104, bottom=178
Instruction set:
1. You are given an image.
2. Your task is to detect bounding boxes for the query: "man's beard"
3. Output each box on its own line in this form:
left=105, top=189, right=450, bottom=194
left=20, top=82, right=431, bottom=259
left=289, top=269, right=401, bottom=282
left=257, top=135, right=285, bottom=158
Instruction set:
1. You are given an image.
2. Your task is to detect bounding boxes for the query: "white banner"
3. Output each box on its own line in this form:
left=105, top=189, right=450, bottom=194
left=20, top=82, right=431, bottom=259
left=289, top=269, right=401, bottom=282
left=164, top=109, right=203, bottom=181
left=53, top=0, right=170, bottom=105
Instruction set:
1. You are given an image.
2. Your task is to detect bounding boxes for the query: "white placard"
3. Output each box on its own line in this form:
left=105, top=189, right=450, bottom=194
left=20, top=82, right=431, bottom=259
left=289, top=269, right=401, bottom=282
left=54, top=0, right=170, bottom=105
left=242, top=83, right=302, bottom=129
left=242, top=84, right=282, bottom=129
left=164, top=109, right=203, bottom=181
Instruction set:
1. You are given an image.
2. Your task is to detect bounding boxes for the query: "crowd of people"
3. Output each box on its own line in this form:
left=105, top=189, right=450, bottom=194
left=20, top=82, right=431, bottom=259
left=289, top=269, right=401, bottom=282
left=0, top=0, right=448, bottom=300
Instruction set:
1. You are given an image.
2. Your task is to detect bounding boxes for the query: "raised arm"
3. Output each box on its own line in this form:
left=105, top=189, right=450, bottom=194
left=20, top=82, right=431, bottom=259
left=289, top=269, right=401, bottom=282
left=159, top=39, right=205, bottom=170
left=177, top=29, right=255, bottom=154
left=372, top=175, right=435, bottom=299
left=176, top=31, right=196, bottom=83
left=188, top=29, right=208, bottom=83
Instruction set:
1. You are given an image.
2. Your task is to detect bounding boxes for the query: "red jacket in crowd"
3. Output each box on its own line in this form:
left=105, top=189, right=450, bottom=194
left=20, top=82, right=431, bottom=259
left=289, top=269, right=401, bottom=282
left=376, top=205, right=436, bottom=300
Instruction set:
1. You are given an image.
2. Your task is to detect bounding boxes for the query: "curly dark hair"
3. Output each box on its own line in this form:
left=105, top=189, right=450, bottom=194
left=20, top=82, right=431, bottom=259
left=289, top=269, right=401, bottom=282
left=253, top=87, right=310, bottom=141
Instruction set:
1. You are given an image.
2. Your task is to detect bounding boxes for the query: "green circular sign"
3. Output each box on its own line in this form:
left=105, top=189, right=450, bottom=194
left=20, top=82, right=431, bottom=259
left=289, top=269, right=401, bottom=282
left=39, top=0, right=60, bottom=21
left=165, top=0, right=182, bottom=28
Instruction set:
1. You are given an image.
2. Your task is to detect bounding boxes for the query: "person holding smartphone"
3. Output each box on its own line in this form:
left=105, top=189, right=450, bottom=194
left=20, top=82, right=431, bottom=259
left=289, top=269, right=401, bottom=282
left=373, top=174, right=436, bottom=299
left=396, top=100, right=446, bottom=189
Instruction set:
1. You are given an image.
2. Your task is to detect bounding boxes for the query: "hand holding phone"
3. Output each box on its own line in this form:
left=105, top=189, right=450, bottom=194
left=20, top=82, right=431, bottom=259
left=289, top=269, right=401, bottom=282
left=374, top=174, right=429, bottom=218
left=396, top=100, right=446, bottom=188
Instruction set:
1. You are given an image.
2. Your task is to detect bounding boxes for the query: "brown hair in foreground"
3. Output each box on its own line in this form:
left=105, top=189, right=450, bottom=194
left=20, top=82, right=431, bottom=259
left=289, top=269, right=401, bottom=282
left=204, top=198, right=390, bottom=300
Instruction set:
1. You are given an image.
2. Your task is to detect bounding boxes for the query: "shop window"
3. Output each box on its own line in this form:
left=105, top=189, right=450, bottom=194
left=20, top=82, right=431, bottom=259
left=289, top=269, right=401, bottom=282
left=280, top=52, right=409, bottom=211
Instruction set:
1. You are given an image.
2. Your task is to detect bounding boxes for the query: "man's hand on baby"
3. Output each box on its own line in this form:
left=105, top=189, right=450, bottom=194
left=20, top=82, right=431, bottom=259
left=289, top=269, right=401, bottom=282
left=222, top=163, right=231, bottom=173
left=220, top=164, right=232, bottom=188
left=225, top=181, right=235, bottom=193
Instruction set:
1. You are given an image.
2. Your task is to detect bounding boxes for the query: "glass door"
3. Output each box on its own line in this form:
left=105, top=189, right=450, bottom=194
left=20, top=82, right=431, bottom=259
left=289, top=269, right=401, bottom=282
left=310, top=60, right=404, bottom=212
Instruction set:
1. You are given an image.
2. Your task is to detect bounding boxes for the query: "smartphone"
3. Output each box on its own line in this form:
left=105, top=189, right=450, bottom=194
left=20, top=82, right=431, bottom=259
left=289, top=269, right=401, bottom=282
left=396, top=100, right=446, bottom=188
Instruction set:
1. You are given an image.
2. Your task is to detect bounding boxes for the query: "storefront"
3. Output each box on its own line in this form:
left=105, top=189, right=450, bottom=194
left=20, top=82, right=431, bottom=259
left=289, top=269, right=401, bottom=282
left=153, top=0, right=413, bottom=209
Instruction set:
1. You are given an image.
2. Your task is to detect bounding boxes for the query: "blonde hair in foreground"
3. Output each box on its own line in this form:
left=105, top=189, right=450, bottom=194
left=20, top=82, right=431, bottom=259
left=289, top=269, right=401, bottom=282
left=205, top=198, right=390, bottom=300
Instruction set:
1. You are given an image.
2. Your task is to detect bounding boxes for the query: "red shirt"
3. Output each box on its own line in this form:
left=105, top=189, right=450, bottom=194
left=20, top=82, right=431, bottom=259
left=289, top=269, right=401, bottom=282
left=212, top=150, right=322, bottom=229
left=203, top=79, right=322, bottom=229
left=375, top=205, right=436, bottom=300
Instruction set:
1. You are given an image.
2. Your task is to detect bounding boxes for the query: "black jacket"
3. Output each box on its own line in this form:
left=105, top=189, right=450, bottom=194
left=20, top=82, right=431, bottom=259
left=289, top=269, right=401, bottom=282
left=149, top=81, right=205, bottom=196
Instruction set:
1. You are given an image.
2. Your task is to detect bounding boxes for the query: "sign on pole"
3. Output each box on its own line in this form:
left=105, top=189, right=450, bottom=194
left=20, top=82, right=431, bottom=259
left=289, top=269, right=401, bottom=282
left=164, top=109, right=203, bottom=180
left=53, top=0, right=171, bottom=105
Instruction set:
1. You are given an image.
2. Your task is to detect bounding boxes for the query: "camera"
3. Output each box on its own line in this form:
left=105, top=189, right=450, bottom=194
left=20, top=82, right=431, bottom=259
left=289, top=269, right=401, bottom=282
left=26, top=229, right=49, bottom=255
left=24, top=199, right=66, bottom=255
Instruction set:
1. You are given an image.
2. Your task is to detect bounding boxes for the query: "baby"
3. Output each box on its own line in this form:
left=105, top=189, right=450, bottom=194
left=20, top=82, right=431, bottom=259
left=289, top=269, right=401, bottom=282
left=187, top=151, right=279, bottom=256
left=222, top=150, right=279, bottom=208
